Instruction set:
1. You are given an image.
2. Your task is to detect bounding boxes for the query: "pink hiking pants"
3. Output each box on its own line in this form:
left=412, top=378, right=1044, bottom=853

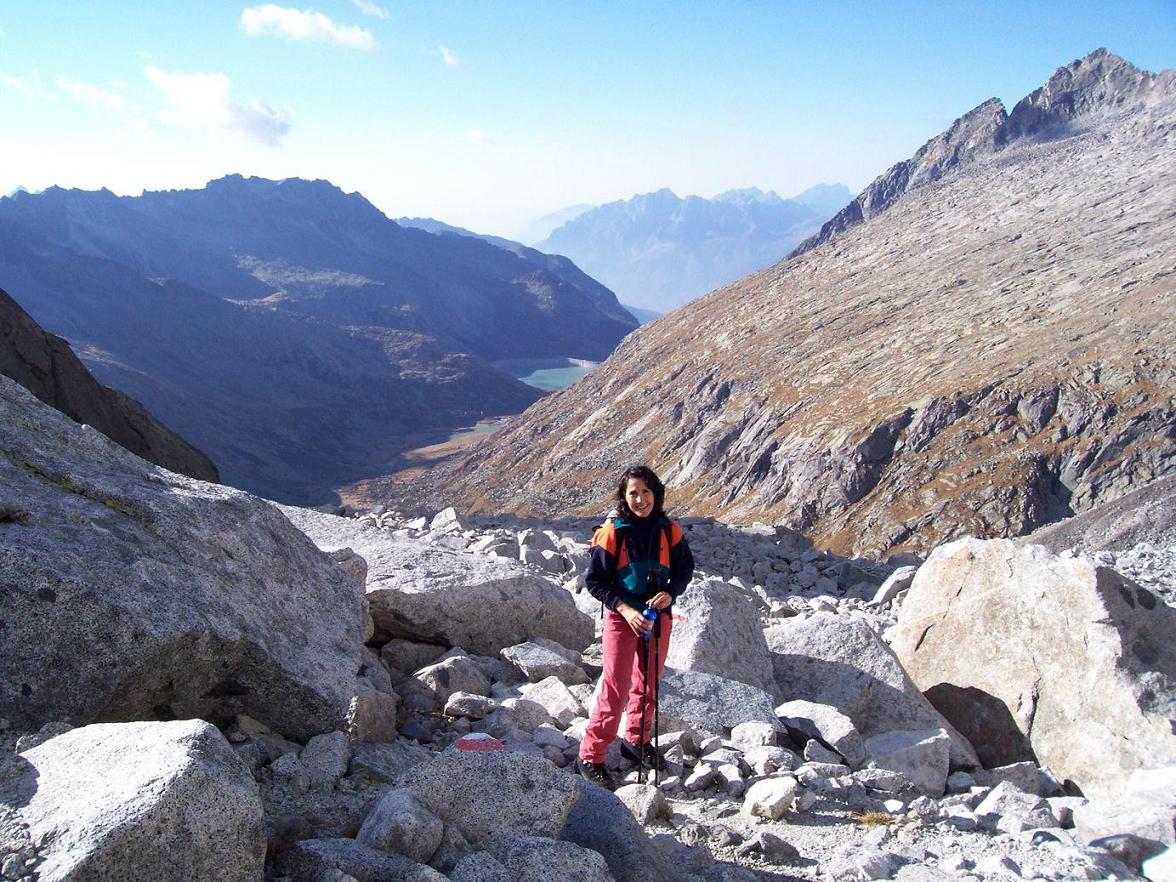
left=579, top=607, right=673, bottom=763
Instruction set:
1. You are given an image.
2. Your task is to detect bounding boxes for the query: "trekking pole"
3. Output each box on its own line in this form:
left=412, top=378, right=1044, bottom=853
left=638, top=617, right=650, bottom=780
left=652, top=612, right=662, bottom=786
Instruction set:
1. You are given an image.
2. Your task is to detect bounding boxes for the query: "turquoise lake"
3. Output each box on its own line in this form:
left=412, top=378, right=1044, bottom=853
left=445, top=359, right=597, bottom=442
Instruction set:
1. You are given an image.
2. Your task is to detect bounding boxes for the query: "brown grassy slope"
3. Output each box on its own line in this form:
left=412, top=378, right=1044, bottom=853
left=408, top=67, right=1175, bottom=557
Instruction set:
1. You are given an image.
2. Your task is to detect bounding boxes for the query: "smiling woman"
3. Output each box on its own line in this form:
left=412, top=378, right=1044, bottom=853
left=576, top=463, right=695, bottom=790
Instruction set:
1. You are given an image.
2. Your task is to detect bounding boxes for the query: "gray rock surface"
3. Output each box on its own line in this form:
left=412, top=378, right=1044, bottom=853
left=776, top=699, right=866, bottom=768
left=495, top=834, right=615, bottom=882
left=764, top=614, right=977, bottom=767
left=1072, top=768, right=1176, bottom=849
left=449, top=850, right=511, bottom=882
left=891, top=537, right=1176, bottom=797
left=279, top=505, right=593, bottom=655
left=0, top=720, right=264, bottom=882
left=413, top=655, right=492, bottom=702
left=356, top=787, right=444, bottom=863
left=561, top=779, right=682, bottom=882
left=657, top=670, right=781, bottom=738
left=664, top=578, right=778, bottom=698
left=279, top=837, right=445, bottom=882
left=399, top=749, right=580, bottom=847
left=1023, top=474, right=1176, bottom=555
left=0, top=377, right=369, bottom=740
left=863, top=729, right=951, bottom=797
left=502, top=640, right=590, bottom=684
left=300, top=731, right=351, bottom=787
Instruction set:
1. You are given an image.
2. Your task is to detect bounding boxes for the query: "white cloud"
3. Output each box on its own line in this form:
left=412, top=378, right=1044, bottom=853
left=56, top=76, right=127, bottom=111
left=144, top=66, right=290, bottom=146
left=0, top=71, right=54, bottom=100
left=466, top=129, right=492, bottom=145
left=351, top=0, right=388, bottom=19
left=240, top=4, right=376, bottom=50
left=230, top=99, right=291, bottom=147
left=439, top=46, right=460, bottom=67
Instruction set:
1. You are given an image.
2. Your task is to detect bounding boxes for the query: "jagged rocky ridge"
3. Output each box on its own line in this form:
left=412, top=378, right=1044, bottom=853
left=0, top=287, right=217, bottom=483
left=0, top=175, right=636, bottom=502
left=415, top=49, right=1175, bottom=557
left=792, top=49, right=1168, bottom=256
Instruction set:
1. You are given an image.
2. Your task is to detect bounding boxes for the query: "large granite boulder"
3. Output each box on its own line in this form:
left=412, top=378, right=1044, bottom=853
left=398, top=748, right=581, bottom=848
left=0, top=720, right=264, bottom=882
left=561, top=779, right=686, bottom=882
left=891, top=537, right=1176, bottom=798
left=764, top=613, right=978, bottom=768
left=657, top=669, right=781, bottom=738
left=280, top=505, right=593, bottom=655
left=0, top=377, right=370, bottom=740
left=664, top=578, right=777, bottom=699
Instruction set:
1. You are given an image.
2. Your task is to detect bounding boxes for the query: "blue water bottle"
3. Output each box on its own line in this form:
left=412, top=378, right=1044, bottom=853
left=640, top=606, right=658, bottom=639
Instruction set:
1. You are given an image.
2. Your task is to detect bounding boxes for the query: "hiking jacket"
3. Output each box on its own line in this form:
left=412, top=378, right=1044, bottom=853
left=585, top=512, right=694, bottom=612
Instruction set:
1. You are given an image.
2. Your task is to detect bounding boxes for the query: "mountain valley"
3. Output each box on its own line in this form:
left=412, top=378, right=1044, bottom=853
left=0, top=176, right=636, bottom=502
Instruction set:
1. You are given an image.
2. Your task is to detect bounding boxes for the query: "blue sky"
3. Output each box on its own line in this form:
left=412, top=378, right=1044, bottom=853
left=1, top=1, right=1173, bottom=237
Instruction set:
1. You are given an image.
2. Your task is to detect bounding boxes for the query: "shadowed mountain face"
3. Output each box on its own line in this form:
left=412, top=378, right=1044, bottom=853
left=418, top=50, right=1175, bottom=557
left=0, top=176, right=637, bottom=502
left=536, top=185, right=850, bottom=313
left=0, top=287, right=218, bottom=482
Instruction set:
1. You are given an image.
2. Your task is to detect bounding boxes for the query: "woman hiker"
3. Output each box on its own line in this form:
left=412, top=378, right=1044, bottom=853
left=576, top=464, right=694, bottom=789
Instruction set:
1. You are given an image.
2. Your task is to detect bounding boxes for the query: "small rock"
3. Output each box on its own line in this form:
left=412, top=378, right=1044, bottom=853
left=613, top=783, right=668, bottom=824
left=738, top=831, right=800, bottom=865
left=742, top=775, right=798, bottom=820
left=300, top=731, right=351, bottom=787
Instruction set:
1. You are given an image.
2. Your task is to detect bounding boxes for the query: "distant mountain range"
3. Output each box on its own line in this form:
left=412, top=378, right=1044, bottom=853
left=396, top=217, right=658, bottom=323
left=515, top=204, right=595, bottom=246
left=534, top=184, right=852, bottom=312
left=0, top=176, right=636, bottom=502
left=411, top=50, right=1176, bottom=557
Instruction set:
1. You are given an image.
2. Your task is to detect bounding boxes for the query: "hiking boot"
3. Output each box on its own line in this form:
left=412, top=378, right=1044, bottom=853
left=576, top=758, right=616, bottom=790
left=619, top=739, right=664, bottom=770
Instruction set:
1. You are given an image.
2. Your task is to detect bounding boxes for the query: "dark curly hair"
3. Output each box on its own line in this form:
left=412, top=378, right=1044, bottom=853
left=615, top=464, right=666, bottom=519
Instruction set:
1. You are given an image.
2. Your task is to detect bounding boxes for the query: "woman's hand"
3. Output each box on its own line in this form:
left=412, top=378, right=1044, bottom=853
left=648, top=591, right=672, bottom=610
left=618, top=602, right=653, bottom=636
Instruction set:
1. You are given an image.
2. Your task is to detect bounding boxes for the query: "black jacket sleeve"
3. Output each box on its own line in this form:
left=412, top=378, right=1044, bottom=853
left=585, top=537, right=622, bottom=611
left=667, top=526, right=694, bottom=599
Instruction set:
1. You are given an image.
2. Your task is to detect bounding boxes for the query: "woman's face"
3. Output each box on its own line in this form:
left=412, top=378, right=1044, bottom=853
left=624, top=477, right=655, bottom=518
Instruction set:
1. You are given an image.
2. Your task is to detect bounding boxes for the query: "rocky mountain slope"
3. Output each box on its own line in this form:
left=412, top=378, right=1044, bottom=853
left=417, top=50, right=1174, bottom=557
left=0, top=176, right=637, bottom=502
left=0, top=287, right=217, bottom=482
left=536, top=185, right=850, bottom=312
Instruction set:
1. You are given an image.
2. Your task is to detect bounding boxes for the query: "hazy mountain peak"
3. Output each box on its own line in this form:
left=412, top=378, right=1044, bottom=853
left=714, top=187, right=785, bottom=206
left=537, top=184, right=847, bottom=311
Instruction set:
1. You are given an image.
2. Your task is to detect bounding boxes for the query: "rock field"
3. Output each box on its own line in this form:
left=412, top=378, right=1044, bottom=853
left=3, top=385, right=1174, bottom=881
